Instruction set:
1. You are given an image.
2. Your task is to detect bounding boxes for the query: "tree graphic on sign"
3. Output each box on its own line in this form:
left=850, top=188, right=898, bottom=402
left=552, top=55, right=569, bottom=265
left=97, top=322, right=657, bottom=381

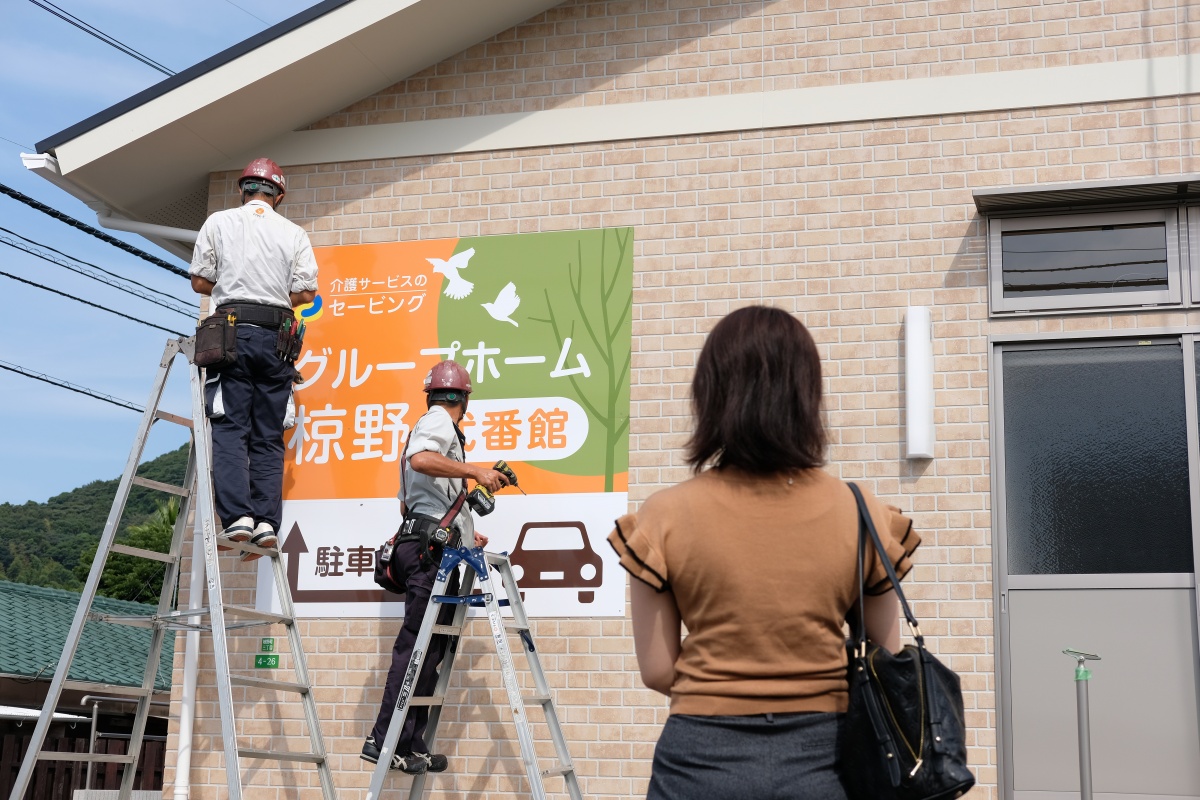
left=530, top=228, right=632, bottom=492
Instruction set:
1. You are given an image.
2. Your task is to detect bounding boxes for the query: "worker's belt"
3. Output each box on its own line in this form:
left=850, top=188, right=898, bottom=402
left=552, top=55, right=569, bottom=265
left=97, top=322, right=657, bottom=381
left=396, top=514, right=449, bottom=544
left=215, top=302, right=291, bottom=329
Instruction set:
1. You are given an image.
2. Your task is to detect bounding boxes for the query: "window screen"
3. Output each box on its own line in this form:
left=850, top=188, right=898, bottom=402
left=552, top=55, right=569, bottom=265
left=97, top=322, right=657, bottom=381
left=1001, top=343, right=1193, bottom=575
left=1000, top=222, right=1168, bottom=298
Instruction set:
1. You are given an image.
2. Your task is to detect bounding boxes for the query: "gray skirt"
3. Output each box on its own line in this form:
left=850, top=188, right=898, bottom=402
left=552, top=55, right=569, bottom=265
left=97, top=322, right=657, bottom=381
left=646, top=712, right=848, bottom=800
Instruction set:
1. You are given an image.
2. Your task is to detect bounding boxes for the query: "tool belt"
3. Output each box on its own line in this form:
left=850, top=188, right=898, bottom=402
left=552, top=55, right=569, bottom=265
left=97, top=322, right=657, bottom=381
left=212, top=302, right=305, bottom=363
left=374, top=491, right=468, bottom=592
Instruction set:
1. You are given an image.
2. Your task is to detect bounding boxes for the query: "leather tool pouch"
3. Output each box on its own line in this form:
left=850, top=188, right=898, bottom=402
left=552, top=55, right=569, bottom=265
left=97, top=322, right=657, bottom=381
left=275, top=316, right=303, bottom=361
left=194, top=312, right=237, bottom=369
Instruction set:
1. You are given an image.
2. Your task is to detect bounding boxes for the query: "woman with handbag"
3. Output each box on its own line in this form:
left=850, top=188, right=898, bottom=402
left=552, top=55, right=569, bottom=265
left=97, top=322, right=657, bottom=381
left=608, top=305, right=923, bottom=800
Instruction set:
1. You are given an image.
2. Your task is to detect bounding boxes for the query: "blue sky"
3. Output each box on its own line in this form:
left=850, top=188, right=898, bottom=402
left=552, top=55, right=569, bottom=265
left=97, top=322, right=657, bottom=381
left=0, top=0, right=323, bottom=504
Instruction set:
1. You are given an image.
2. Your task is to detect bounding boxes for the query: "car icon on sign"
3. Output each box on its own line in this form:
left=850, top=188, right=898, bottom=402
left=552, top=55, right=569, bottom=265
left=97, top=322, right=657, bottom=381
left=509, top=521, right=602, bottom=604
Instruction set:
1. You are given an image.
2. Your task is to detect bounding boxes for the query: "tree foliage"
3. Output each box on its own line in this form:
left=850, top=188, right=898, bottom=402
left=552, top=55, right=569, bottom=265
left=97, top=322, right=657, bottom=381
left=0, top=445, right=188, bottom=597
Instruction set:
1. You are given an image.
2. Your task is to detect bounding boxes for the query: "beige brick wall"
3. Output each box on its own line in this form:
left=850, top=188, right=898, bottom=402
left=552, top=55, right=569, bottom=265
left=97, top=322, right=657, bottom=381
left=309, top=0, right=1200, bottom=130
left=159, top=90, right=1200, bottom=800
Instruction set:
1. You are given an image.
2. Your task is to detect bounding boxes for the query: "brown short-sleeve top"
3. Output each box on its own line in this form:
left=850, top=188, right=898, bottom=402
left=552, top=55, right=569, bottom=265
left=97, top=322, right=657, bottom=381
left=607, top=468, right=919, bottom=716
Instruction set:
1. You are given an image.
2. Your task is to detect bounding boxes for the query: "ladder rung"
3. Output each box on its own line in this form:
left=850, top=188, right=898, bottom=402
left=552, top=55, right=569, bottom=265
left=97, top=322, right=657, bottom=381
left=90, top=612, right=155, bottom=629
left=64, top=680, right=154, bottom=698
left=523, top=694, right=552, bottom=705
left=223, top=605, right=292, bottom=625
left=132, top=475, right=190, bottom=497
left=230, top=675, right=309, bottom=693
left=110, top=543, right=176, bottom=563
left=154, top=410, right=193, bottom=428
left=238, top=748, right=324, bottom=764
left=408, top=695, right=445, bottom=707
left=219, top=538, right=279, bottom=558
left=431, top=624, right=462, bottom=636
left=540, top=764, right=575, bottom=778
left=504, top=623, right=529, bottom=633
left=37, top=752, right=135, bottom=764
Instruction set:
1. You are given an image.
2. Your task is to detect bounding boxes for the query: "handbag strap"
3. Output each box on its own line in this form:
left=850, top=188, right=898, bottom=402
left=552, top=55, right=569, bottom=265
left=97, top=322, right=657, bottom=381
left=848, top=482, right=924, bottom=648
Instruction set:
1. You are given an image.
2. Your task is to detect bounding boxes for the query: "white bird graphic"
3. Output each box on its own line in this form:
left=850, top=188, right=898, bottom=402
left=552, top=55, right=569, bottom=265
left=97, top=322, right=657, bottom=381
left=482, top=282, right=521, bottom=327
left=427, top=248, right=476, bottom=299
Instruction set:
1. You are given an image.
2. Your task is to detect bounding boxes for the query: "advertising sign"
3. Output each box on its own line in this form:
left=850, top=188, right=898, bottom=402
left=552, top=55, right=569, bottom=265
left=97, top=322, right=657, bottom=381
left=256, top=228, right=633, bottom=618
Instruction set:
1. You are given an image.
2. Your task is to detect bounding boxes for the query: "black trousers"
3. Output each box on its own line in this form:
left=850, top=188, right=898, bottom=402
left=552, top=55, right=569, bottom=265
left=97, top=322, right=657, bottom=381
left=205, top=324, right=293, bottom=531
left=370, top=540, right=460, bottom=753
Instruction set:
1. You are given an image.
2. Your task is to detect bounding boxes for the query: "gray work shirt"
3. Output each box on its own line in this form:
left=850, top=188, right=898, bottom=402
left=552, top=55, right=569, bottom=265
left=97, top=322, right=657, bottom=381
left=189, top=199, right=319, bottom=309
left=401, top=405, right=474, bottom=540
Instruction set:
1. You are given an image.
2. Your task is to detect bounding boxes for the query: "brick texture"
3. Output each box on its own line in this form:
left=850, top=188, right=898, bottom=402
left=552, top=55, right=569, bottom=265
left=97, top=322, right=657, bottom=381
left=158, top=2, right=1200, bottom=798
left=309, top=0, right=1200, bottom=129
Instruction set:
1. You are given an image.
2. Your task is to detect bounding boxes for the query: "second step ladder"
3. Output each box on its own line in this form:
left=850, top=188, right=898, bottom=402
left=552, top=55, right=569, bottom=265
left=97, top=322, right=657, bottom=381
left=367, top=546, right=584, bottom=800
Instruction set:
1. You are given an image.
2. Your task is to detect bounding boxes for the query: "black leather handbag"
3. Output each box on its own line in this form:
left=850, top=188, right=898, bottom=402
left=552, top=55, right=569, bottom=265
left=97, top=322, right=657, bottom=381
left=841, top=483, right=975, bottom=800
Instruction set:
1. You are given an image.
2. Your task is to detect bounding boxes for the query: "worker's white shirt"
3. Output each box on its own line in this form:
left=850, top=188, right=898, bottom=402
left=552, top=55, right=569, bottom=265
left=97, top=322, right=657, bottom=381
left=190, top=199, right=318, bottom=309
left=401, top=405, right=475, bottom=539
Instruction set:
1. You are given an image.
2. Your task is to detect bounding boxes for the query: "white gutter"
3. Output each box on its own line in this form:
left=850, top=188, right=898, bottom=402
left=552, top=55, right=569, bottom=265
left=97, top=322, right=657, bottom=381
left=21, top=152, right=199, bottom=256
left=95, top=213, right=198, bottom=244
left=174, top=522, right=206, bottom=800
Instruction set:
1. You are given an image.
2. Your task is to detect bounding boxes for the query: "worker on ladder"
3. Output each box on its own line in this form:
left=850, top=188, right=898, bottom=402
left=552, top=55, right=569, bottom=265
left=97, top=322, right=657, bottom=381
left=363, top=360, right=508, bottom=774
left=189, top=157, right=318, bottom=560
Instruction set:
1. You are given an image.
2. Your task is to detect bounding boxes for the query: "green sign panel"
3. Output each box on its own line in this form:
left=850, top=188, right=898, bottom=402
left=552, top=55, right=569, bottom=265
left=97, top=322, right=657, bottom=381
left=255, top=654, right=279, bottom=669
left=261, top=637, right=275, bottom=652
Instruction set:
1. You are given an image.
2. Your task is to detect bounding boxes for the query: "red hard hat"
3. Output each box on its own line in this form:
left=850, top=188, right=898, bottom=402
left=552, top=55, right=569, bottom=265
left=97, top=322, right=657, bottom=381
left=239, top=158, right=286, bottom=197
left=423, top=360, right=472, bottom=394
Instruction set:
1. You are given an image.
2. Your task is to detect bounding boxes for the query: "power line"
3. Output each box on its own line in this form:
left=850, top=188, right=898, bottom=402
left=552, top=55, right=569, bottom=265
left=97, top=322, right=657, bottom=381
left=1, top=135, right=32, bottom=150
left=0, top=269, right=187, bottom=336
left=0, top=359, right=142, bottom=412
left=0, top=182, right=190, bottom=278
left=0, top=231, right=196, bottom=319
left=0, top=226, right=194, bottom=314
left=220, top=0, right=269, bottom=25
left=26, top=0, right=175, bottom=76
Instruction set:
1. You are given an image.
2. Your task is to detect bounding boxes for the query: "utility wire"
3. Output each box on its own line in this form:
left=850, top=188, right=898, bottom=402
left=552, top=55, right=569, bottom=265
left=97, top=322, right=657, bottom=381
left=26, top=0, right=175, bottom=76
left=0, top=183, right=190, bottom=278
left=0, top=227, right=192, bottom=311
left=0, top=229, right=196, bottom=318
left=1, top=135, right=32, bottom=150
left=220, top=0, right=269, bottom=25
left=0, top=359, right=142, bottom=412
left=0, top=269, right=187, bottom=336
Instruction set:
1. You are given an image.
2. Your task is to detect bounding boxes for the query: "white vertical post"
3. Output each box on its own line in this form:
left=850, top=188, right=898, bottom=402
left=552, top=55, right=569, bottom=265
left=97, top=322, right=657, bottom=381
left=905, top=306, right=935, bottom=459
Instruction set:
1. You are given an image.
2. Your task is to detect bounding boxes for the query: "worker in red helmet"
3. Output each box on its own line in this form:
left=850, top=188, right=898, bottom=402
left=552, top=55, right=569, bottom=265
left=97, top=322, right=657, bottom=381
left=363, top=360, right=508, bottom=775
left=188, top=158, right=318, bottom=560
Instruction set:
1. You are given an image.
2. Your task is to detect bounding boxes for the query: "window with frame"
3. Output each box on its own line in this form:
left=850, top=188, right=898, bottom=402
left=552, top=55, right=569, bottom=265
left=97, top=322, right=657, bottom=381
left=988, top=209, right=1183, bottom=314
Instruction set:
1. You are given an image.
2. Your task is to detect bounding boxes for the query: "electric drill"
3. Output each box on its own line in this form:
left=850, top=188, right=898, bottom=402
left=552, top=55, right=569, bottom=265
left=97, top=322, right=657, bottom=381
left=467, top=460, right=525, bottom=516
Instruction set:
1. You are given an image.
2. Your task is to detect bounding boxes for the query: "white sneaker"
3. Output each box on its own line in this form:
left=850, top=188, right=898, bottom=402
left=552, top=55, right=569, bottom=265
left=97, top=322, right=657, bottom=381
left=241, top=522, right=278, bottom=562
left=218, top=516, right=254, bottom=551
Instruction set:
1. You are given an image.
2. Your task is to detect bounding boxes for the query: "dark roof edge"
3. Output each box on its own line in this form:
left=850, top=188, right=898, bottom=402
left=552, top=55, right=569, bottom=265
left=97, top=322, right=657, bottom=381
left=973, top=173, right=1200, bottom=214
left=35, top=0, right=357, bottom=153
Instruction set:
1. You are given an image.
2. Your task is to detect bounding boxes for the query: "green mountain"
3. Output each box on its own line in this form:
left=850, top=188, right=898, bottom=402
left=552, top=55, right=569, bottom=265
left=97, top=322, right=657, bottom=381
left=0, top=445, right=189, bottom=598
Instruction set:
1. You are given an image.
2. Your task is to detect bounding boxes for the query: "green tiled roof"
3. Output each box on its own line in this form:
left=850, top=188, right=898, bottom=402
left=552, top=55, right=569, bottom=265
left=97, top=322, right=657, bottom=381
left=0, top=581, right=173, bottom=691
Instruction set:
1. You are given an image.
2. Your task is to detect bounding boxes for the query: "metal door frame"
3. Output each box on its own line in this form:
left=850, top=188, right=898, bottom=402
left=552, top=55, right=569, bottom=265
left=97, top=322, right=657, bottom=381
left=989, top=325, right=1200, bottom=800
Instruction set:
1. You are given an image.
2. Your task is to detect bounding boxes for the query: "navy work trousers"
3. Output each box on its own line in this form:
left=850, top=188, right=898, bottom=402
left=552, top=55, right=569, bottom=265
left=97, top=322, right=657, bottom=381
left=370, top=540, right=460, bottom=754
left=206, top=324, right=293, bottom=532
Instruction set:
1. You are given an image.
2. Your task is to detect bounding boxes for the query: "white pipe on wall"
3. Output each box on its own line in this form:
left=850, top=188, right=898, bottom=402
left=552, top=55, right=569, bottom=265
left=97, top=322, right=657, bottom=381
left=173, top=523, right=205, bottom=800
left=905, top=306, right=935, bottom=459
left=96, top=214, right=199, bottom=244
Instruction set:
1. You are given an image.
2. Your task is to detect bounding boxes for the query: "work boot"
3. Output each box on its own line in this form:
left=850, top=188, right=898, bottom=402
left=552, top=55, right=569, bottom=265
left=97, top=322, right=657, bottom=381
left=218, top=516, right=254, bottom=551
left=240, top=522, right=278, bottom=562
left=361, top=737, right=427, bottom=774
left=415, top=752, right=449, bottom=772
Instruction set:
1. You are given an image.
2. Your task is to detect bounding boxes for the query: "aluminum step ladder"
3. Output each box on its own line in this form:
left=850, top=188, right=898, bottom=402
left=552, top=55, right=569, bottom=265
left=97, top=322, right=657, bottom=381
left=7, top=336, right=337, bottom=800
left=367, top=546, right=584, bottom=800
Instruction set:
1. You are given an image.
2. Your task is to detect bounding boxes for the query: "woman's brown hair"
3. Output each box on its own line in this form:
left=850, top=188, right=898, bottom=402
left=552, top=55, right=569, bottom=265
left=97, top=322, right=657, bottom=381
left=685, top=305, right=826, bottom=474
